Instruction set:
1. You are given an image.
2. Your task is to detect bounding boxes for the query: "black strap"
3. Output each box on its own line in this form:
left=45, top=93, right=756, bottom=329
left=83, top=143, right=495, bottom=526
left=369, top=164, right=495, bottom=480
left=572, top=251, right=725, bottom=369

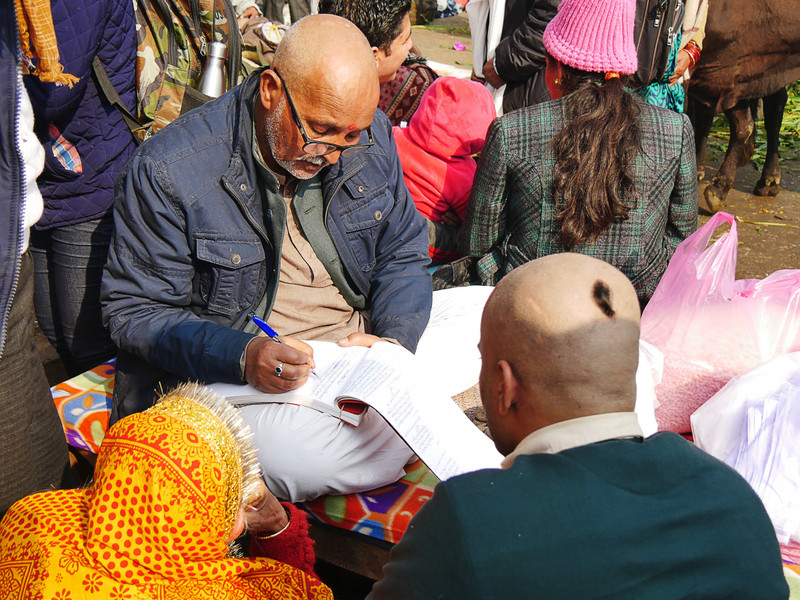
left=218, top=0, right=242, bottom=90
left=91, top=56, right=148, bottom=145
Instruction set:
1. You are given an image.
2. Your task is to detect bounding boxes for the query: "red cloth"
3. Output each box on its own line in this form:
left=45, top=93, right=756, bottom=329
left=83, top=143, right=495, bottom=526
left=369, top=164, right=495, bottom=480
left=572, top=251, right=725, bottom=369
left=250, top=503, right=318, bottom=578
left=393, top=77, right=496, bottom=223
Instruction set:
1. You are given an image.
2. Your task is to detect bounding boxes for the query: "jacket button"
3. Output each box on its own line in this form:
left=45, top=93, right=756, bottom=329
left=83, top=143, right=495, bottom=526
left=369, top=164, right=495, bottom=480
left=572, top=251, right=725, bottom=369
left=358, top=186, right=365, bottom=192
left=240, top=184, right=247, bottom=191
left=373, top=210, right=382, bottom=221
left=231, top=254, right=242, bottom=265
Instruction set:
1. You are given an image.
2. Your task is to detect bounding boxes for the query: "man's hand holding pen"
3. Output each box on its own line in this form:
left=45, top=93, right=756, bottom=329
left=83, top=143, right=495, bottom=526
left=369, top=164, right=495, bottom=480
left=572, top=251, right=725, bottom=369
left=244, top=335, right=316, bottom=394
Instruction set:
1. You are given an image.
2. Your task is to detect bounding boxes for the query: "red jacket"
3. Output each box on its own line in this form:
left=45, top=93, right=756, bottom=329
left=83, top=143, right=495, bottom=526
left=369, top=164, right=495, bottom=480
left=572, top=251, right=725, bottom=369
left=393, top=77, right=496, bottom=223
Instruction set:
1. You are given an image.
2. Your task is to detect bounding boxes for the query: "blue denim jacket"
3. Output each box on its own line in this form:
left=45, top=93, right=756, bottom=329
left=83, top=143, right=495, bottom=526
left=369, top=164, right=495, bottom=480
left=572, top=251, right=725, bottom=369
left=102, top=71, right=431, bottom=416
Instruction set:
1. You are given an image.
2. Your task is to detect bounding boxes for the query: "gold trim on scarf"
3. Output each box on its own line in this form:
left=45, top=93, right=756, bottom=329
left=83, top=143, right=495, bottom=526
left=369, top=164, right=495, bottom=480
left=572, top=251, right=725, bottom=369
left=150, top=383, right=264, bottom=534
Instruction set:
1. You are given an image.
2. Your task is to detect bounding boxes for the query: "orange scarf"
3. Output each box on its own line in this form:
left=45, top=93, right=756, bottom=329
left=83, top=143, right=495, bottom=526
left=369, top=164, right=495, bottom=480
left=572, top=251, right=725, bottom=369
left=0, top=397, right=332, bottom=599
left=14, top=0, right=78, bottom=87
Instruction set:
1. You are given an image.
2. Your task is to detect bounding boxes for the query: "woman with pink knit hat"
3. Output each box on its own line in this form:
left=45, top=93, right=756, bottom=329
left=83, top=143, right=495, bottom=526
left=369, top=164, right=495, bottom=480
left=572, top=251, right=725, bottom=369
left=434, top=0, right=698, bottom=307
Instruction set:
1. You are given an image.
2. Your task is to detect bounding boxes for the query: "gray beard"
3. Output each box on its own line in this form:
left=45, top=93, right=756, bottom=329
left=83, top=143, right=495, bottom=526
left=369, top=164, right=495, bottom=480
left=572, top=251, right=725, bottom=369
left=264, top=95, right=326, bottom=180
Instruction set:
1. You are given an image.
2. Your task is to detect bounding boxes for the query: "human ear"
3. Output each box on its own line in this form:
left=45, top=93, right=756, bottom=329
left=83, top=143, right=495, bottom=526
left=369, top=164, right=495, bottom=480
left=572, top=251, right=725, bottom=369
left=259, top=70, right=281, bottom=112
left=372, top=46, right=385, bottom=70
left=496, top=359, right=519, bottom=417
left=546, top=56, right=568, bottom=98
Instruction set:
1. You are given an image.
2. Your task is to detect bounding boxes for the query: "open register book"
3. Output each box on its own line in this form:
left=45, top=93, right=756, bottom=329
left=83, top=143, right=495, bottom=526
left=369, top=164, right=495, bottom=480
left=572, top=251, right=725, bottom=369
left=209, top=341, right=503, bottom=480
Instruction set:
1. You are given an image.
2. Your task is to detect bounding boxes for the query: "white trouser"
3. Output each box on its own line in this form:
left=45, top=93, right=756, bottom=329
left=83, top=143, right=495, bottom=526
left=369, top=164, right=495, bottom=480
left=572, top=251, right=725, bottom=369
left=240, top=286, right=495, bottom=502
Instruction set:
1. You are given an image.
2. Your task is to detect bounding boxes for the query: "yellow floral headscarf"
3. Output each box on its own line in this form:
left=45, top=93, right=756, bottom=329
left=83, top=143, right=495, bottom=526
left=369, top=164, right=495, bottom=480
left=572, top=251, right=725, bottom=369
left=0, top=384, right=332, bottom=600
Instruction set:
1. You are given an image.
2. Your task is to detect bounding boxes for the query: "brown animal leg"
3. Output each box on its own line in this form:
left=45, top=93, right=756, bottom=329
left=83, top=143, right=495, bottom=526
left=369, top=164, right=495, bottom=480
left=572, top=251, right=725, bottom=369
left=704, top=100, right=754, bottom=213
left=754, top=87, right=788, bottom=196
left=688, top=98, right=715, bottom=183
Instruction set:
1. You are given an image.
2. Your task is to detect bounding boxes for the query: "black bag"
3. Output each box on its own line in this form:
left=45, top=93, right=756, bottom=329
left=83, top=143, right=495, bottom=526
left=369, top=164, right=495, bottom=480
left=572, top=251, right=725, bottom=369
left=631, top=0, right=685, bottom=88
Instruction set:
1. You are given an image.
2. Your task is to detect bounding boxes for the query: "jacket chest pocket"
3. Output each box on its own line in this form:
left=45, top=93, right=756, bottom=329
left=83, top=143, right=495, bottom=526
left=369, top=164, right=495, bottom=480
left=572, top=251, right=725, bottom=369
left=196, top=237, right=265, bottom=317
left=338, top=179, right=395, bottom=273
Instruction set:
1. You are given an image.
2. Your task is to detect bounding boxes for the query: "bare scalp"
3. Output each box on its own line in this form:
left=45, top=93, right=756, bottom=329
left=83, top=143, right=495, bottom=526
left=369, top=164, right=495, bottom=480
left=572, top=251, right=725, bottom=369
left=274, top=14, right=379, bottom=109
left=484, top=253, right=641, bottom=416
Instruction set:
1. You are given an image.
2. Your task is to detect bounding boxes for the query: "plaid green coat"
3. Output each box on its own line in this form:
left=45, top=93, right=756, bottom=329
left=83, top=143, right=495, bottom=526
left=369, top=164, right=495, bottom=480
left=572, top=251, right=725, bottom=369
left=439, top=96, right=698, bottom=305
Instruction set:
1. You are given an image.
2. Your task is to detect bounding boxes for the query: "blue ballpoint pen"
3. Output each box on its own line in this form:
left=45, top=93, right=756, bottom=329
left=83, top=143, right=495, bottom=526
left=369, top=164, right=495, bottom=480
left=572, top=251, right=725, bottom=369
left=251, top=315, right=283, bottom=343
left=250, top=315, right=318, bottom=377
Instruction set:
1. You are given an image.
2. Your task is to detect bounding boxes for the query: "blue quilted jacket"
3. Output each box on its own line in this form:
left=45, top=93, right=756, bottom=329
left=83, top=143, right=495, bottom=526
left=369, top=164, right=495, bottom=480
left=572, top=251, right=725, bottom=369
left=23, top=0, right=136, bottom=229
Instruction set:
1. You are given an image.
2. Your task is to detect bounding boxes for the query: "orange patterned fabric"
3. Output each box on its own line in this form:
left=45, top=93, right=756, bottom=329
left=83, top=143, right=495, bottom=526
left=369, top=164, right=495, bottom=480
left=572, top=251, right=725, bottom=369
left=14, top=0, right=78, bottom=87
left=0, top=410, right=332, bottom=600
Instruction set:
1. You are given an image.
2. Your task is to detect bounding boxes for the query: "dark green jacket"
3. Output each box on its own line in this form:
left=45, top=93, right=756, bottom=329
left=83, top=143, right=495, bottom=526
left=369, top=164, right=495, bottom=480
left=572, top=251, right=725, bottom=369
left=369, top=432, right=788, bottom=599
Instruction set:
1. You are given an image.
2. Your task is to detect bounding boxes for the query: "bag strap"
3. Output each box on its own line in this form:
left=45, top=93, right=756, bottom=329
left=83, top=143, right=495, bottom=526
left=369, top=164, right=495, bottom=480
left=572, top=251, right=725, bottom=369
left=91, top=56, right=148, bottom=145
left=218, top=0, right=242, bottom=90
left=293, top=178, right=367, bottom=310
left=689, top=211, right=736, bottom=254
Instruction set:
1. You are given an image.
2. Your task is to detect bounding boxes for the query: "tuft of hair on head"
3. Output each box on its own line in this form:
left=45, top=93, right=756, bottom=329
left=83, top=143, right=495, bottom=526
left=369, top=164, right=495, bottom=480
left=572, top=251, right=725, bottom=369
left=592, top=280, right=615, bottom=318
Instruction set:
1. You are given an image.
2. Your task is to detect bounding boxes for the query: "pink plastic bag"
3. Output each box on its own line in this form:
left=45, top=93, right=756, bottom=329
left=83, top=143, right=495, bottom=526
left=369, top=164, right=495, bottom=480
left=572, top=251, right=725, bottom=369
left=640, top=212, right=800, bottom=433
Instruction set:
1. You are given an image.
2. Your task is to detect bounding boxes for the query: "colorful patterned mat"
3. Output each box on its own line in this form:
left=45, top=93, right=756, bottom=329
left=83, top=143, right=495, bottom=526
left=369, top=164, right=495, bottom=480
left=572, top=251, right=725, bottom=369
left=301, top=459, right=439, bottom=543
left=51, top=360, right=115, bottom=453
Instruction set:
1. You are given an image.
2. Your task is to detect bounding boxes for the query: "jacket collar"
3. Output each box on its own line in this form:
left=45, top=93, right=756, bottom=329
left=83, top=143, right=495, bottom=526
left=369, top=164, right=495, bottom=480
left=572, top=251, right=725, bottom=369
left=501, top=412, right=644, bottom=468
left=217, top=71, right=270, bottom=241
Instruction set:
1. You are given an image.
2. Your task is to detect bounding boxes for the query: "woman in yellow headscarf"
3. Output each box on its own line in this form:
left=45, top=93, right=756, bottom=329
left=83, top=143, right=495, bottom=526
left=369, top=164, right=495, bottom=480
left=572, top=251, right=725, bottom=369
left=0, top=383, right=332, bottom=599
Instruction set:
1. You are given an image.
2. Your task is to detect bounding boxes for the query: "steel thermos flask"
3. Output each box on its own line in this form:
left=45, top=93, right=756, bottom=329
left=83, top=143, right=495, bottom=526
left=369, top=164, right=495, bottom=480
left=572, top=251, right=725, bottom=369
left=197, top=41, right=227, bottom=98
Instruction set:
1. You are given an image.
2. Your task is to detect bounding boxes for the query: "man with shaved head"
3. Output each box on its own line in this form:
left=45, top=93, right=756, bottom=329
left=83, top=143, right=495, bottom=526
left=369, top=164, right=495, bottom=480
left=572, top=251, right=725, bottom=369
left=369, top=254, right=788, bottom=599
left=317, top=0, right=413, bottom=84
left=102, top=15, right=431, bottom=500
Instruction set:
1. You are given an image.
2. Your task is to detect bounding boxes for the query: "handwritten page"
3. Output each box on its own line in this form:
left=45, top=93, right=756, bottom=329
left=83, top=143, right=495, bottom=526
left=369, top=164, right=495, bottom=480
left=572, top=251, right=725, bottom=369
left=208, top=343, right=372, bottom=424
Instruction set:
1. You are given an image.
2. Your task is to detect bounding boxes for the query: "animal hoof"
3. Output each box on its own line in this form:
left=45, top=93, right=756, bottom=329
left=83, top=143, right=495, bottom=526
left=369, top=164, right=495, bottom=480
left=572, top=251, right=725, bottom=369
left=753, top=182, right=780, bottom=197
left=704, top=187, right=725, bottom=214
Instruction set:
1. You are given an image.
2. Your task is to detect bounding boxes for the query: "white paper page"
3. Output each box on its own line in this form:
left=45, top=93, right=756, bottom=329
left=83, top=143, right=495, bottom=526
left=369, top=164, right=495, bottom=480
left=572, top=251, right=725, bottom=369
left=211, top=340, right=503, bottom=479
left=338, top=342, right=411, bottom=400
left=352, top=344, right=503, bottom=480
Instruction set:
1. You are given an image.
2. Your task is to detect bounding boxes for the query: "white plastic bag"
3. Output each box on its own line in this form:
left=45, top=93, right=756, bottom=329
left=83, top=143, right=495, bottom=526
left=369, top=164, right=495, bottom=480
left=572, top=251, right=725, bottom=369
left=691, top=352, right=800, bottom=545
left=635, top=339, right=662, bottom=437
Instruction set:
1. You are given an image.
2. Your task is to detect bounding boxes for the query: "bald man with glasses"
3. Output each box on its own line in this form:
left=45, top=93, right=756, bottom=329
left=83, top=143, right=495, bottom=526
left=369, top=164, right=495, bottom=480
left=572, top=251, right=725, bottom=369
left=102, top=15, right=435, bottom=500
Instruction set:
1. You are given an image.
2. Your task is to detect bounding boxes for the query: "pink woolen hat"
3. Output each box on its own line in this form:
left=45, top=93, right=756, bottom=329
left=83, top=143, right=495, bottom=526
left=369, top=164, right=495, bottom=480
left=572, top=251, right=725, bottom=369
left=543, top=0, right=637, bottom=75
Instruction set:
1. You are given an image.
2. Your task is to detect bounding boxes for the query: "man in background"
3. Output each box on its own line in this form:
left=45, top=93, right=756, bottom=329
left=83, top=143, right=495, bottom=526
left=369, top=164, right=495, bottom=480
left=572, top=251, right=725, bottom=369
left=103, top=15, right=430, bottom=502
left=469, top=0, right=561, bottom=114
left=317, top=0, right=413, bottom=84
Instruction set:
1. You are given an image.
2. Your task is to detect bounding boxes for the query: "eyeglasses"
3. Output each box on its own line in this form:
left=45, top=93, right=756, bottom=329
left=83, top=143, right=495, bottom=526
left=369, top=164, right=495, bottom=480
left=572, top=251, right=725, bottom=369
left=272, top=69, right=374, bottom=158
